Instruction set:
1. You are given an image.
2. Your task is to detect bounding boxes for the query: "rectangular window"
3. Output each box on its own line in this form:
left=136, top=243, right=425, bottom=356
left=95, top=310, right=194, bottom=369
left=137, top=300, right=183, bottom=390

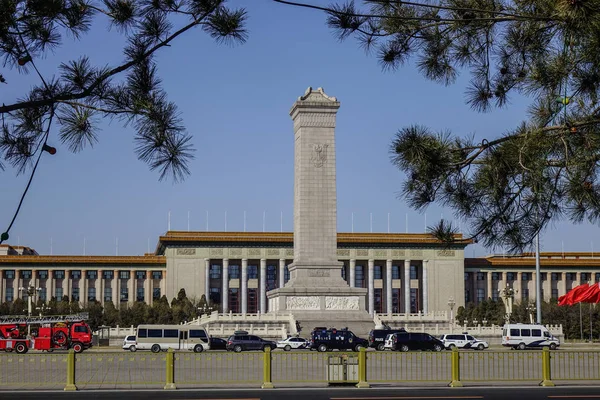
left=38, top=270, right=48, bottom=279
left=229, top=288, right=239, bottom=313
left=6, top=287, right=13, bottom=302
left=492, top=272, right=500, bottom=281
left=137, top=329, right=147, bottom=338
left=55, top=287, right=63, bottom=300
left=355, top=265, right=365, bottom=288
left=521, top=273, right=531, bottom=281
left=120, top=287, right=128, bottom=302
left=540, top=272, right=547, bottom=281
left=209, top=287, right=220, bottom=305
left=39, top=287, right=46, bottom=301
left=103, top=271, right=113, bottom=280
left=136, top=271, right=146, bottom=279
left=532, top=329, right=542, bottom=337
left=551, top=273, right=560, bottom=281
left=148, top=329, right=162, bottom=338
left=373, top=265, right=383, bottom=280
left=492, top=289, right=499, bottom=301
left=410, top=288, right=419, bottom=312
left=477, top=272, right=485, bottom=281
left=266, top=265, right=277, bottom=290
left=581, top=273, right=589, bottom=281
left=374, top=288, right=383, bottom=313
left=228, top=264, right=240, bottom=279
left=552, top=289, right=558, bottom=299
left=392, top=265, right=400, bottom=280
left=507, top=272, right=515, bottom=281
left=248, top=265, right=258, bottom=279
left=104, top=287, right=112, bottom=302
left=88, top=287, right=96, bottom=301
left=465, top=289, right=470, bottom=303
left=21, top=270, right=32, bottom=279
left=410, top=265, right=418, bottom=280
left=71, top=270, right=81, bottom=279
left=596, top=273, right=600, bottom=282
left=137, top=287, right=144, bottom=302
left=5, top=270, right=15, bottom=279
left=392, top=288, right=400, bottom=313
left=521, top=329, right=531, bottom=337
left=189, top=329, right=207, bottom=339
left=152, top=271, right=162, bottom=279
left=54, top=270, right=65, bottom=279
left=341, top=266, right=346, bottom=280
left=87, top=270, right=97, bottom=279
left=566, top=273, right=575, bottom=281
left=248, top=288, right=258, bottom=313
left=510, top=329, right=519, bottom=336
left=209, top=265, right=221, bottom=279
left=477, top=288, right=485, bottom=303
left=72, top=287, right=80, bottom=301
left=164, top=329, right=178, bottom=338
left=153, top=288, right=161, bottom=300
left=464, top=273, right=469, bottom=281
left=284, top=266, right=290, bottom=283
left=119, top=271, right=130, bottom=279
left=522, top=288, right=529, bottom=300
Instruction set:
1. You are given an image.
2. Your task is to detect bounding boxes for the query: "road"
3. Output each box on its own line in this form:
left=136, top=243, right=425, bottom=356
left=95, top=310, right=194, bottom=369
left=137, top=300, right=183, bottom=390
left=1, top=387, right=600, bottom=400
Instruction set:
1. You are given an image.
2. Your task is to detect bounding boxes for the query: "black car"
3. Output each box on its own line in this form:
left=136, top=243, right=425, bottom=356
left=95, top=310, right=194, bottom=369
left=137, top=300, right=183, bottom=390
left=368, top=327, right=407, bottom=351
left=209, top=337, right=227, bottom=350
left=388, top=332, right=444, bottom=352
left=309, top=327, right=368, bottom=352
left=226, top=331, right=277, bottom=352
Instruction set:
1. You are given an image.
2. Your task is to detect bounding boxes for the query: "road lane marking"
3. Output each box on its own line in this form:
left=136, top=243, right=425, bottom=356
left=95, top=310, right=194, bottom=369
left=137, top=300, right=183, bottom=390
left=548, top=397, right=600, bottom=399
left=331, top=397, right=484, bottom=400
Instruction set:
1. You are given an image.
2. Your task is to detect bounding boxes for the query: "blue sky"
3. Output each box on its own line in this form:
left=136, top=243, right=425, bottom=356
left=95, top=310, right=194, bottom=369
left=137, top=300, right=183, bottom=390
left=1, top=0, right=598, bottom=257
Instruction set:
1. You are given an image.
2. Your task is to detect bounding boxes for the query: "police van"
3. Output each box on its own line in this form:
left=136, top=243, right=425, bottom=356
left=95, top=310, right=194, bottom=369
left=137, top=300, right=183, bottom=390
left=502, top=323, right=560, bottom=350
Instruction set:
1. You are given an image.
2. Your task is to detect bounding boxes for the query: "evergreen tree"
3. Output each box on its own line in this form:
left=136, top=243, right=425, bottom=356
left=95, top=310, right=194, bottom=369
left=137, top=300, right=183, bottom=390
left=277, top=0, right=600, bottom=252
left=84, top=300, right=103, bottom=331
left=0, top=0, right=248, bottom=243
left=103, top=300, right=120, bottom=327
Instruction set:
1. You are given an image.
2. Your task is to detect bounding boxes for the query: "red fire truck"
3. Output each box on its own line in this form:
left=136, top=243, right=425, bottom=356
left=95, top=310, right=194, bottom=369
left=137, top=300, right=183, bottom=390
left=0, top=313, right=93, bottom=353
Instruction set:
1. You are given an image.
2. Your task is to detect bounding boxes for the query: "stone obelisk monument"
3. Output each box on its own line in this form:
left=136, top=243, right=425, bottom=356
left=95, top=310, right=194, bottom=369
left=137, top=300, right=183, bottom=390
left=267, top=88, right=371, bottom=330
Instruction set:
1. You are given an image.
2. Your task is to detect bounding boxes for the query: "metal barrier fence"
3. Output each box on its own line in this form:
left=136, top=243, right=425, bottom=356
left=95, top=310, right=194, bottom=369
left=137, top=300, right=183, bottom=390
left=1, top=347, right=600, bottom=390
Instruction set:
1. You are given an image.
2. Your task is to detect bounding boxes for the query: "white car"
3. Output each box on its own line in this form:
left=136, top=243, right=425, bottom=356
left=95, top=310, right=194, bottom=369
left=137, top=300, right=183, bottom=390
left=440, top=334, right=489, bottom=350
left=122, top=335, right=137, bottom=352
left=383, top=333, right=395, bottom=350
left=277, top=337, right=308, bottom=351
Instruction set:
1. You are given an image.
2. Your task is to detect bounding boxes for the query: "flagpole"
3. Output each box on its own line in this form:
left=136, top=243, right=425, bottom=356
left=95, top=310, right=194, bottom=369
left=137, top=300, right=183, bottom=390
left=535, top=233, right=542, bottom=324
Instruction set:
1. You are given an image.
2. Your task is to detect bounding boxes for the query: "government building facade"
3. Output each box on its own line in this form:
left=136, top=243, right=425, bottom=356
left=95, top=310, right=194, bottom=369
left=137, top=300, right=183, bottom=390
left=1, top=230, right=598, bottom=315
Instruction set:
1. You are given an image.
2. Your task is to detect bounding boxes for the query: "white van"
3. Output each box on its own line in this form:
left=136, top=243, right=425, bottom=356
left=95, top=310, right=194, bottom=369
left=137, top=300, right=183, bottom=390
left=136, top=324, right=211, bottom=353
left=502, top=323, right=560, bottom=350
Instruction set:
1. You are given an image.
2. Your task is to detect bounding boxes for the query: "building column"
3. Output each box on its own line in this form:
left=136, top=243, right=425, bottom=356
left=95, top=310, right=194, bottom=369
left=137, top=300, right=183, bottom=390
left=222, top=259, right=229, bottom=313
left=49, top=272, right=56, bottom=301
left=368, top=259, right=374, bottom=316
left=128, top=271, right=135, bottom=305
left=386, top=259, right=393, bottom=315
left=204, top=258, right=210, bottom=302
left=113, top=270, right=119, bottom=308
left=487, top=271, right=493, bottom=301
left=98, top=270, right=104, bottom=306
left=561, top=272, right=568, bottom=297
left=404, top=260, right=411, bottom=314
left=81, top=270, right=88, bottom=306
left=543, top=272, right=551, bottom=301
left=0, top=273, right=5, bottom=303
left=349, top=259, right=356, bottom=288
left=65, top=269, right=72, bottom=302
left=260, top=259, right=267, bottom=313
left=241, top=259, right=248, bottom=315
left=145, top=271, right=152, bottom=306
left=516, top=272, right=523, bottom=302
left=576, top=271, right=582, bottom=285
left=159, top=271, right=166, bottom=301
left=422, top=260, right=428, bottom=313
left=279, top=259, right=285, bottom=289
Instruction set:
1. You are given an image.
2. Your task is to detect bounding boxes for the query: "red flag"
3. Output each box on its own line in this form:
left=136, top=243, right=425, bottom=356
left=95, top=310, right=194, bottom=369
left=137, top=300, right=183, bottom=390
left=577, top=283, right=600, bottom=304
left=558, top=283, right=591, bottom=306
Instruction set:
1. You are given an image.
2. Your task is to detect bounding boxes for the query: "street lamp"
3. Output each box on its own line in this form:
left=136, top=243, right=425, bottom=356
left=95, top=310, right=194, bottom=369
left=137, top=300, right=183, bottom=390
left=18, top=282, right=42, bottom=317
left=447, top=297, right=456, bottom=327
left=499, top=284, right=518, bottom=323
left=526, top=303, right=536, bottom=324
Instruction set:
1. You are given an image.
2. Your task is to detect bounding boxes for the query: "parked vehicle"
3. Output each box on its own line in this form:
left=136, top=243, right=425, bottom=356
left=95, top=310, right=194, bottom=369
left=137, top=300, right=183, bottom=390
left=385, top=332, right=444, bottom=352
left=439, top=333, right=489, bottom=350
left=122, top=335, right=137, bottom=351
left=136, top=324, right=211, bottom=353
left=0, top=313, right=93, bottom=353
left=226, top=331, right=277, bottom=352
left=502, top=323, right=560, bottom=350
left=309, top=327, right=368, bottom=352
left=277, top=336, right=308, bottom=351
left=368, top=328, right=406, bottom=351
left=209, top=337, right=227, bottom=350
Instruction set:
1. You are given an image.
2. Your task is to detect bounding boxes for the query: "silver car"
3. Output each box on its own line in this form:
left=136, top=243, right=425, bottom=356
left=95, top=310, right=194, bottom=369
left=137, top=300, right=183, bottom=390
left=122, top=335, right=137, bottom=352
left=440, top=333, right=489, bottom=350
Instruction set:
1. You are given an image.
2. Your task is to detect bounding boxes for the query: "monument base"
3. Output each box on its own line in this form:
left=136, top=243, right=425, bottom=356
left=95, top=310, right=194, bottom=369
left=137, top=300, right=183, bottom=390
left=266, top=285, right=375, bottom=337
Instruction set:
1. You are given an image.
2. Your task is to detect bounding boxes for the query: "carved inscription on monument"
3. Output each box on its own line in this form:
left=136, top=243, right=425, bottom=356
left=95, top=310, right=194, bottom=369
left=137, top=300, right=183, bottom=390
left=337, top=249, right=350, bottom=257
left=177, top=248, right=196, bottom=255
left=267, top=249, right=281, bottom=257
left=308, top=270, right=330, bottom=277
left=249, top=248, right=261, bottom=257
left=285, top=249, right=294, bottom=257
left=210, top=248, right=223, bottom=257
left=410, top=250, right=423, bottom=257
left=286, top=296, right=320, bottom=310
left=230, top=248, right=242, bottom=256
left=374, top=250, right=387, bottom=258
left=392, top=250, right=406, bottom=257
left=356, top=249, right=368, bottom=257
left=325, top=296, right=360, bottom=310
left=310, top=143, right=328, bottom=168
left=437, top=249, right=456, bottom=257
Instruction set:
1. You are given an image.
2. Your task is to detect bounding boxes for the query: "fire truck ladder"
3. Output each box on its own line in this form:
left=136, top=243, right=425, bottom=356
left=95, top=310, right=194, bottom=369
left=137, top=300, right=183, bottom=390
left=0, top=313, right=89, bottom=325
